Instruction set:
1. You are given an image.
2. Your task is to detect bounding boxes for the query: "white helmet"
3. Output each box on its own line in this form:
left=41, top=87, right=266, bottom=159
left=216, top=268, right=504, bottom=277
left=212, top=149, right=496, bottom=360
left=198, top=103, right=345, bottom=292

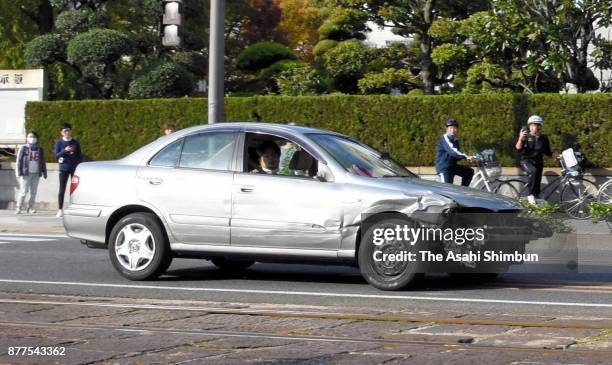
left=527, top=115, right=543, bottom=125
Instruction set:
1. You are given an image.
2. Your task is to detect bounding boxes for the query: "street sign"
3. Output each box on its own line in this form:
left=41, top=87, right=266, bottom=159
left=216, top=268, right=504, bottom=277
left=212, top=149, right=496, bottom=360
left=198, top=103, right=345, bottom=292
left=0, top=69, right=45, bottom=146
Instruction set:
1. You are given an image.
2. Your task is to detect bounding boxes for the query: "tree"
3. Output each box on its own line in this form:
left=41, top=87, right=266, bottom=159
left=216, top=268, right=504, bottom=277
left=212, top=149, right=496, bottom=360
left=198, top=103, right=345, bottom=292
left=278, top=0, right=321, bottom=61
left=66, top=28, right=133, bottom=98
left=434, top=1, right=612, bottom=93
left=24, top=2, right=133, bottom=98
left=18, top=0, right=54, bottom=34
left=494, top=0, right=612, bottom=93
left=322, top=0, right=489, bottom=94
left=236, top=42, right=296, bottom=71
left=20, top=0, right=207, bottom=99
left=316, top=6, right=368, bottom=42
left=322, top=39, right=370, bottom=92
left=428, top=13, right=527, bottom=93
left=128, top=61, right=193, bottom=99
left=225, top=0, right=290, bottom=93
left=366, top=42, right=420, bottom=73
left=235, top=42, right=298, bottom=94
left=358, top=68, right=419, bottom=94
left=276, top=64, right=325, bottom=95
left=0, top=1, right=54, bottom=68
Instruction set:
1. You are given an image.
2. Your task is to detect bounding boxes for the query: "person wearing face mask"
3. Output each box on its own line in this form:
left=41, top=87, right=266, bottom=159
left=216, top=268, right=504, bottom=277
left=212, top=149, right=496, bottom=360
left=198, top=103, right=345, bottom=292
left=15, top=131, right=47, bottom=214
left=54, top=123, right=83, bottom=217
left=515, top=115, right=552, bottom=199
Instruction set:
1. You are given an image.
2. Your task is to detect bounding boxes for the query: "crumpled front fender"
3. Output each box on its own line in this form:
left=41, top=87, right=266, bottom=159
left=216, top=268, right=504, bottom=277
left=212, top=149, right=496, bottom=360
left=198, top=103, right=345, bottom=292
left=350, top=192, right=456, bottom=227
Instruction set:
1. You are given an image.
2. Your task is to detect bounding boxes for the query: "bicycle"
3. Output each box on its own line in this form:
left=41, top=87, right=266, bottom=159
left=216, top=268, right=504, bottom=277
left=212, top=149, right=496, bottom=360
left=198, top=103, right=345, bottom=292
left=597, top=177, right=612, bottom=203
left=469, top=150, right=519, bottom=199
left=504, top=149, right=598, bottom=220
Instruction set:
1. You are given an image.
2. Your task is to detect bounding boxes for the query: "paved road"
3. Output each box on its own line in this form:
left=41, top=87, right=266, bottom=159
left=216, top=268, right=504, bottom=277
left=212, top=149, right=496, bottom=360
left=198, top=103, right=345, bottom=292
left=1, top=215, right=611, bottom=364
left=1, top=231, right=611, bottom=316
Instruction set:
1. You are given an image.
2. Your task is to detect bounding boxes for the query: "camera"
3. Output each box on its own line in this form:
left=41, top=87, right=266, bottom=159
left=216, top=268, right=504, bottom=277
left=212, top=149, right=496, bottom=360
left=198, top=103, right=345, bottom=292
left=521, top=126, right=530, bottom=135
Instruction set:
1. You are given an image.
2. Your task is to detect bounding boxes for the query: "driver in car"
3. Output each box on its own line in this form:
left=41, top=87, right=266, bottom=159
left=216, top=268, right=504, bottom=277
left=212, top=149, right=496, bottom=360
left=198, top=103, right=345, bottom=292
left=251, top=141, right=281, bottom=174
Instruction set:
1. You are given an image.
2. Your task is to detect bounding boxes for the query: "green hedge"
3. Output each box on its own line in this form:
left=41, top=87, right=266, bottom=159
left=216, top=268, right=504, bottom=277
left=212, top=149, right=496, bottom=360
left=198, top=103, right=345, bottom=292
left=26, top=94, right=612, bottom=167
left=25, top=98, right=255, bottom=162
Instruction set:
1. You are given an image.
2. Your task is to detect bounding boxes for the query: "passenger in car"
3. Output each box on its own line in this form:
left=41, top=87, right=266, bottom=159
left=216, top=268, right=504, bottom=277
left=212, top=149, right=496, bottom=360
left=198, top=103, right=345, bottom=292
left=289, top=149, right=314, bottom=176
left=251, top=141, right=281, bottom=174
left=279, top=141, right=299, bottom=175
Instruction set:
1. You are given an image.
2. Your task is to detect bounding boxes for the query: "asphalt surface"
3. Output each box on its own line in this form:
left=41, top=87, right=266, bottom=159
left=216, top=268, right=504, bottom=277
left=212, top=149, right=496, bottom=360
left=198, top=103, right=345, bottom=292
left=1, top=211, right=612, bottom=364
left=0, top=229, right=611, bottom=317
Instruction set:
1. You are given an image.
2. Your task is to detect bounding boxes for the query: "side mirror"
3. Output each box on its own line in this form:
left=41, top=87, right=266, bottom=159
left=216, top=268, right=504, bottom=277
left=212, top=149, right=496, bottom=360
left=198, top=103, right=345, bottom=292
left=381, top=152, right=391, bottom=160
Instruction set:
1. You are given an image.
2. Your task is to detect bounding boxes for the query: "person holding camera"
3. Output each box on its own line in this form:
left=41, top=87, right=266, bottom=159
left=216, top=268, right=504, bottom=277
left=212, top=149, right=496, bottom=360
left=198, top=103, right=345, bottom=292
left=435, top=119, right=475, bottom=186
left=515, top=115, right=552, bottom=198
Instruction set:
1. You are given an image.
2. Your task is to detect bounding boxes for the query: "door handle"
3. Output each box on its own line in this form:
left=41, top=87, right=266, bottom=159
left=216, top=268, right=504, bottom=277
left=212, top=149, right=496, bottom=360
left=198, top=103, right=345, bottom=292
left=240, top=185, right=254, bottom=193
left=148, top=178, right=163, bottom=185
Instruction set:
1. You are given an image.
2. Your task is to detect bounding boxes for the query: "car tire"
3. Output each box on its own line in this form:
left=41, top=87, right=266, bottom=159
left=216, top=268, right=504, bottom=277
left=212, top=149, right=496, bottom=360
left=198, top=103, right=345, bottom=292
left=108, top=212, right=172, bottom=280
left=211, top=258, right=255, bottom=271
left=358, top=218, right=425, bottom=291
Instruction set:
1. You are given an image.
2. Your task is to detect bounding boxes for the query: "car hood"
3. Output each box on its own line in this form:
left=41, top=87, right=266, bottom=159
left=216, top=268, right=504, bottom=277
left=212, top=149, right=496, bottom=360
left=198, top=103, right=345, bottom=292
left=380, top=177, right=523, bottom=211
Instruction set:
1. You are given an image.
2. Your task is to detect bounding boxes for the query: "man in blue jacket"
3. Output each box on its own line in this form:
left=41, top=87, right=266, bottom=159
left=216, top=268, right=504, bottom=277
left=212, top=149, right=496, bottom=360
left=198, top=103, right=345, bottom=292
left=435, top=119, right=474, bottom=186
left=55, top=123, right=82, bottom=217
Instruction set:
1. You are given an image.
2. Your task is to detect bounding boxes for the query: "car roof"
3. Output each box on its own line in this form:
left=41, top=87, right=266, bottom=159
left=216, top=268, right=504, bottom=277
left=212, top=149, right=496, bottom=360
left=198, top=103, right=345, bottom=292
left=117, top=122, right=346, bottom=165
left=176, top=122, right=343, bottom=137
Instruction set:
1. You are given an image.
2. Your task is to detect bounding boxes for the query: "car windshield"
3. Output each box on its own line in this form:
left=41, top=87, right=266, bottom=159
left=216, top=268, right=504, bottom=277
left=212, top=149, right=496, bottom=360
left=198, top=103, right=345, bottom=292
left=309, top=133, right=417, bottom=178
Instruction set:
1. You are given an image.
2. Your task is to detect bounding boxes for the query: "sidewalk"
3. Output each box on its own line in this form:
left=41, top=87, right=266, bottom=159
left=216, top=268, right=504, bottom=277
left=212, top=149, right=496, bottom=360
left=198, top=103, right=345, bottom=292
left=0, top=209, right=65, bottom=233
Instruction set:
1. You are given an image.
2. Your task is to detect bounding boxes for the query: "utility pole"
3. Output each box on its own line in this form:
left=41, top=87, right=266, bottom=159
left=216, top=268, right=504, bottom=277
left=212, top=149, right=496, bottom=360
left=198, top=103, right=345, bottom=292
left=208, top=0, right=225, bottom=124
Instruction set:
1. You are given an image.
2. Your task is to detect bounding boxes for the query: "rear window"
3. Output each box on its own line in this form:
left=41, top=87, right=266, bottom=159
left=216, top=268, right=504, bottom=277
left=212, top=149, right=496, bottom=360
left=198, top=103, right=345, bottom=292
left=179, top=132, right=237, bottom=171
left=149, top=139, right=183, bottom=167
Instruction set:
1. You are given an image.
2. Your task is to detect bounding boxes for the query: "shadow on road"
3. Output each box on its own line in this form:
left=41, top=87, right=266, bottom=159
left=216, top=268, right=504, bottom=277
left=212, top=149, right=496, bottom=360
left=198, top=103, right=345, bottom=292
left=160, top=262, right=612, bottom=292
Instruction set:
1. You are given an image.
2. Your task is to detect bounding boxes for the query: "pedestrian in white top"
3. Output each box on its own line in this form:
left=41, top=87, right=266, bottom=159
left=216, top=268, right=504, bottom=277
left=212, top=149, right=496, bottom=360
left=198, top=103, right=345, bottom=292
left=15, top=131, right=48, bottom=214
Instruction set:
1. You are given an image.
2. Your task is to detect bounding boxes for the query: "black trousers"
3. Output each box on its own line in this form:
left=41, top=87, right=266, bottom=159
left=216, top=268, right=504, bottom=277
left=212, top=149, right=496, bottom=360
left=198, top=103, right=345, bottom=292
left=520, top=160, right=544, bottom=197
left=439, top=165, right=474, bottom=187
left=58, top=170, right=73, bottom=209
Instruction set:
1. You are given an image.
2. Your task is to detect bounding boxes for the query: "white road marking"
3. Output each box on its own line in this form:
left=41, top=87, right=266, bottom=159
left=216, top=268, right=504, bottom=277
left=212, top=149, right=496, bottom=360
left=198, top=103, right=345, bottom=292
left=1, top=279, right=612, bottom=308
left=0, top=233, right=67, bottom=238
left=0, top=237, right=56, bottom=242
left=0, top=233, right=65, bottom=244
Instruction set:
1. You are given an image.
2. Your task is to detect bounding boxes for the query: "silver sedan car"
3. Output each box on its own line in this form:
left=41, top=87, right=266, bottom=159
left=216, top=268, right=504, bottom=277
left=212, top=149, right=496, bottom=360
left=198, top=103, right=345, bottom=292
left=64, top=123, right=547, bottom=290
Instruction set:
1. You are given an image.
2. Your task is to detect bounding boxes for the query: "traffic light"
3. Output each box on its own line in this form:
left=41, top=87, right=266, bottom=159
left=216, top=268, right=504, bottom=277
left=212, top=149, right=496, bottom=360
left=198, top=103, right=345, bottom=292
left=161, top=0, right=182, bottom=47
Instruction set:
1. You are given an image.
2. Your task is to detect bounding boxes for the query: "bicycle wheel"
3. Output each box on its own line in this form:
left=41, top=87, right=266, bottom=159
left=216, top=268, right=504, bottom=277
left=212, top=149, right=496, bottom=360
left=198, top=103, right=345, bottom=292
left=495, top=181, right=520, bottom=199
left=560, top=178, right=598, bottom=220
left=503, top=179, right=528, bottom=199
left=597, top=180, right=612, bottom=203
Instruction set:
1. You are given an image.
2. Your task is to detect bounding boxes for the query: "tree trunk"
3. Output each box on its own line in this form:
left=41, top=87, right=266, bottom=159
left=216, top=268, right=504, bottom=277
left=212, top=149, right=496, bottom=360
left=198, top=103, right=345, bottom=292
left=576, top=19, right=594, bottom=93
left=420, top=33, right=435, bottom=94
left=419, top=0, right=436, bottom=94
left=38, top=0, right=54, bottom=34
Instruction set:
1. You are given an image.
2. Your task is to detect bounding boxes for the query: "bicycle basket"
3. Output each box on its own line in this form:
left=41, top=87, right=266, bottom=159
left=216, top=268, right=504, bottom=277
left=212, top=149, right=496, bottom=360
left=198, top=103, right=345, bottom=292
left=559, top=148, right=585, bottom=174
left=480, top=149, right=497, bottom=163
left=483, top=161, right=502, bottom=179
